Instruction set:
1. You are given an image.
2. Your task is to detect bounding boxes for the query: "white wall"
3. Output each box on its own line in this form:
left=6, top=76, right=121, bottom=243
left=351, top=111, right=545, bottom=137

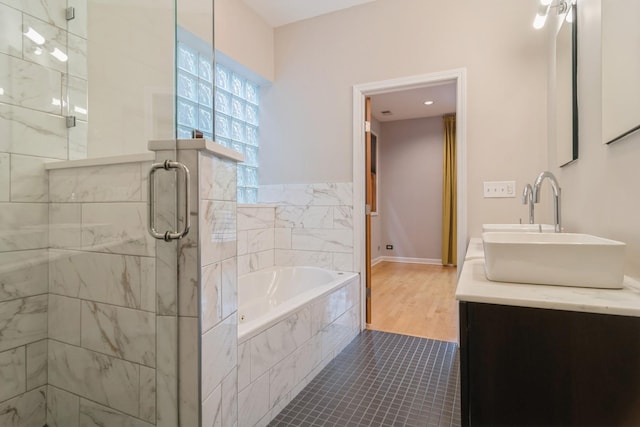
left=550, top=0, right=640, bottom=279
left=379, top=117, right=443, bottom=261
left=260, top=0, right=549, bottom=238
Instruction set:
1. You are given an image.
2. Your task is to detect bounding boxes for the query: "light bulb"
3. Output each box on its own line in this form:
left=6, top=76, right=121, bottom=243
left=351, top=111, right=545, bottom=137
left=424, top=100, right=434, bottom=105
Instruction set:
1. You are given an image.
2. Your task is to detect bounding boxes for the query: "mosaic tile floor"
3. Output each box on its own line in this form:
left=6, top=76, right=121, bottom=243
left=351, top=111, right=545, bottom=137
left=269, top=330, right=461, bottom=427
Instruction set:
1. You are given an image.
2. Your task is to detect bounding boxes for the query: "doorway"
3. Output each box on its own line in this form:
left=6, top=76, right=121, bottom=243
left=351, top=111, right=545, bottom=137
left=352, top=69, right=467, bottom=342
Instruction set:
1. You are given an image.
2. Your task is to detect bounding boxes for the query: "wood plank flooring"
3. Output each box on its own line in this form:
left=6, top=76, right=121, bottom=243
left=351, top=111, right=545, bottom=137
left=367, top=261, right=458, bottom=342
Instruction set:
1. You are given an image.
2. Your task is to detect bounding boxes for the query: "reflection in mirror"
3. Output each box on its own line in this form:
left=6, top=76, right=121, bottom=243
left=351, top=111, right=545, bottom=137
left=602, top=0, right=640, bottom=144
left=556, top=1, right=578, bottom=166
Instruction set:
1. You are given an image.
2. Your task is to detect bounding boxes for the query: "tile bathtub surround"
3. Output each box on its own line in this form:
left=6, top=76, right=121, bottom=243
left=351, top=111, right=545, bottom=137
left=258, top=183, right=355, bottom=272
left=237, top=276, right=360, bottom=427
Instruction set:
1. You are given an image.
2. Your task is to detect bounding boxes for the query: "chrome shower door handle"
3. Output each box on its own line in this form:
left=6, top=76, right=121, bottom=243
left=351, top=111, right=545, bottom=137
left=148, top=159, right=191, bottom=241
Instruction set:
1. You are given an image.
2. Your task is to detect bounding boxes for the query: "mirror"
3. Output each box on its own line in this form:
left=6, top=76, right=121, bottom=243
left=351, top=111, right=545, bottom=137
left=602, top=0, right=640, bottom=144
left=556, top=1, right=578, bottom=166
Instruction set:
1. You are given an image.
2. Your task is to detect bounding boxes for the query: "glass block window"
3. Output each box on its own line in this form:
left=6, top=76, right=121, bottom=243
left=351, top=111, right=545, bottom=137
left=176, top=35, right=260, bottom=204
left=214, top=62, right=260, bottom=204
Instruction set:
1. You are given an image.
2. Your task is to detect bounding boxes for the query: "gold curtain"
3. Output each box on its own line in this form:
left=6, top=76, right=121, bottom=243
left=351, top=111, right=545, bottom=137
left=442, top=114, right=457, bottom=266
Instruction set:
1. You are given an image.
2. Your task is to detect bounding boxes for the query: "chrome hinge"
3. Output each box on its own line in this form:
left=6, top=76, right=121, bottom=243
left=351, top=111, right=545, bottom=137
left=366, top=288, right=372, bottom=298
left=365, top=204, right=371, bottom=215
left=365, top=121, right=371, bottom=132
left=65, top=116, right=76, bottom=128
left=66, top=7, right=75, bottom=20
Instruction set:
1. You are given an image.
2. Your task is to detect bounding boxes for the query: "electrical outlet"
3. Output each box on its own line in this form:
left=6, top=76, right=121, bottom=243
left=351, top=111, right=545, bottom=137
left=386, top=244, right=393, bottom=250
left=483, top=181, right=516, bottom=198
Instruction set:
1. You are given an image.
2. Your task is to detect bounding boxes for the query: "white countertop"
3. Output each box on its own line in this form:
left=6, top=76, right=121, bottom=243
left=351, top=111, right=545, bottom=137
left=456, top=256, right=640, bottom=317
left=148, top=139, right=244, bottom=163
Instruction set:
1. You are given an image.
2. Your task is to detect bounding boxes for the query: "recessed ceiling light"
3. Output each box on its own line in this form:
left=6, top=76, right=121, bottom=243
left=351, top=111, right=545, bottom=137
left=424, top=101, right=434, bottom=105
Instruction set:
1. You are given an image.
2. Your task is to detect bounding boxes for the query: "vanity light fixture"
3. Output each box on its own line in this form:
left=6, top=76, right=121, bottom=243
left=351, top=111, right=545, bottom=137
left=533, top=0, right=568, bottom=29
left=23, top=27, right=45, bottom=45
left=424, top=100, right=434, bottom=105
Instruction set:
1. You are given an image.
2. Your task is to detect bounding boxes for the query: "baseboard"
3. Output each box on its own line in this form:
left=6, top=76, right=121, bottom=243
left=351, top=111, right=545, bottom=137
left=371, top=256, right=384, bottom=266
left=377, top=256, right=442, bottom=265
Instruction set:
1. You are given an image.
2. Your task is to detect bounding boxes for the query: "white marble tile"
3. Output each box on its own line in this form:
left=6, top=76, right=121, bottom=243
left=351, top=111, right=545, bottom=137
left=67, top=0, right=87, bottom=38
left=274, top=249, right=332, bottom=269
left=49, top=250, right=142, bottom=308
left=0, top=346, right=26, bottom=402
left=333, top=206, right=354, bottom=229
left=13, top=0, right=67, bottom=28
left=237, top=230, right=248, bottom=256
left=0, top=387, right=46, bottom=427
left=139, top=365, right=156, bottom=423
left=177, top=219, right=199, bottom=317
left=68, top=119, right=88, bottom=160
left=0, top=295, right=47, bottom=352
left=332, top=252, right=355, bottom=272
left=292, top=229, right=353, bottom=253
left=269, top=350, right=295, bottom=408
left=0, top=202, right=48, bottom=251
left=221, top=257, right=237, bottom=319
left=201, top=313, right=237, bottom=400
left=201, top=200, right=237, bottom=265
left=22, top=14, right=67, bottom=73
left=48, top=340, right=140, bottom=417
left=237, top=372, right=269, bottom=427
left=274, top=228, right=292, bottom=250
left=221, top=368, right=238, bottom=427
left=0, top=151, right=8, bottom=201
left=0, top=103, right=68, bottom=160
left=63, top=75, right=88, bottom=121
left=259, top=183, right=353, bottom=206
left=10, top=154, right=54, bottom=202
left=81, top=202, right=155, bottom=257
left=0, top=53, right=62, bottom=114
left=200, top=152, right=237, bottom=201
left=311, top=282, right=355, bottom=335
left=178, top=317, right=198, bottom=427
left=156, top=316, right=178, bottom=427
left=47, top=385, right=79, bottom=427
left=49, top=203, right=81, bottom=249
left=275, top=206, right=333, bottom=229
left=202, top=261, right=222, bottom=333
left=67, top=34, right=87, bottom=80
left=140, top=257, right=156, bottom=313
left=247, top=228, right=274, bottom=253
left=237, top=341, right=251, bottom=391
left=237, top=206, right=274, bottom=231
left=26, top=339, right=47, bottom=390
left=0, top=3, right=22, bottom=58
left=270, top=391, right=292, bottom=422
left=238, top=250, right=274, bottom=276
left=202, top=382, right=222, bottom=427
left=79, top=399, right=154, bottom=427
left=81, top=301, right=156, bottom=367
left=0, top=249, right=48, bottom=302
left=250, top=307, right=311, bottom=381
left=320, top=305, right=359, bottom=360
left=49, top=163, right=142, bottom=202
left=156, top=242, right=177, bottom=316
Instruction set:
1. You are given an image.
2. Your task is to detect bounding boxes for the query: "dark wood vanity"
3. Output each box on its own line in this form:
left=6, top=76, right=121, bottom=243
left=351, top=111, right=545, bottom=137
left=459, top=301, right=640, bottom=426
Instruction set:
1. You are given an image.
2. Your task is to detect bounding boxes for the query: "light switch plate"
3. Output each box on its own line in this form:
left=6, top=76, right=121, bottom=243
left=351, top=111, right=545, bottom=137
left=484, top=181, right=516, bottom=198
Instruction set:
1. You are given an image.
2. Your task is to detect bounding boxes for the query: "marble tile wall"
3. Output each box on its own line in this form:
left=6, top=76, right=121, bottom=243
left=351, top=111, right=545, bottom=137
left=237, top=206, right=275, bottom=275
left=237, top=276, right=360, bottom=427
left=0, top=0, right=87, bottom=422
left=259, top=183, right=355, bottom=273
left=46, top=160, right=158, bottom=427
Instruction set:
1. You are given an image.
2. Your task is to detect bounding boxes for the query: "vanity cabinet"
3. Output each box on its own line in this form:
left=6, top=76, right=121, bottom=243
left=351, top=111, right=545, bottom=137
left=459, top=302, right=640, bottom=427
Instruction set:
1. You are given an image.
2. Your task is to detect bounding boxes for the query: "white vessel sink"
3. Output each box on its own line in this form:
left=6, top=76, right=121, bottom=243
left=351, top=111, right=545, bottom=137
left=482, top=224, right=556, bottom=233
left=483, top=232, right=626, bottom=289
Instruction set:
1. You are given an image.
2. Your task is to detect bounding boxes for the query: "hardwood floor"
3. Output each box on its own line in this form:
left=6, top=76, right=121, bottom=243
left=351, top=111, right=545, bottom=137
left=367, top=261, right=459, bottom=342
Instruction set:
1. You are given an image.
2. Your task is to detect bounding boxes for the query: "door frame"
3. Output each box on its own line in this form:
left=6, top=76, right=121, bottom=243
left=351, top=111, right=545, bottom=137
left=352, top=68, right=468, bottom=330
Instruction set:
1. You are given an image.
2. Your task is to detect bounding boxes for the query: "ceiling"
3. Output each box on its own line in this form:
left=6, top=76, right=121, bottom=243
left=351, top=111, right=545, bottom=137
left=370, top=83, right=457, bottom=122
left=242, top=0, right=376, bottom=27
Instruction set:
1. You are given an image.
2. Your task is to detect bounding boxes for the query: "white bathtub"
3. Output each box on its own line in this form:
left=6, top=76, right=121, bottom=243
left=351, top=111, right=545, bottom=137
left=238, top=266, right=359, bottom=343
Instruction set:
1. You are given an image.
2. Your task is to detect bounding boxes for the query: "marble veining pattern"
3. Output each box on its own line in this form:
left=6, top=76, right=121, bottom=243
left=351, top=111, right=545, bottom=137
left=202, top=382, right=222, bottom=427
left=291, top=228, right=353, bottom=253
left=0, top=386, right=46, bottom=427
left=200, top=153, right=237, bottom=201
left=237, top=207, right=275, bottom=231
left=0, top=346, right=26, bottom=402
left=0, top=294, right=47, bottom=352
left=200, top=200, right=237, bottom=265
left=259, top=183, right=352, bottom=206
left=221, top=257, right=237, bottom=319
left=0, top=3, right=22, bottom=58
left=0, top=202, right=48, bottom=251
left=10, top=154, right=54, bottom=202
left=26, top=339, right=47, bottom=390
left=0, top=54, right=62, bottom=114
left=274, top=249, right=332, bottom=269
left=49, top=163, right=142, bottom=203
left=48, top=340, right=140, bottom=417
left=0, top=152, right=8, bottom=201
left=47, top=385, right=80, bottom=427
left=202, top=262, right=222, bottom=333
left=22, top=14, right=67, bottom=74
left=238, top=372, right=269, bottom=427
left=67, top=33, right=88, bottom=80
left=275, top=206, right=333, bottom=229
left=49, top=203, right=82, bottom=249
left=80, top=301, right=156, bottom=367
left=79, top=398, right=154, bottom=427
left=47, top=294, right=79, bottom=346
left=0, top=103, right=68, bottom=160
left=139, top=365, right=156, bottom=423
left=0, top=249, right=48, bottom=302
left=201, top=313, right=238, bottom=400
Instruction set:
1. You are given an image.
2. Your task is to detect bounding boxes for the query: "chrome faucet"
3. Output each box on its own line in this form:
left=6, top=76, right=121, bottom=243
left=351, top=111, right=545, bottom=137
left=532, top=171, right=561, bottom=232
left=522, top=184, right=534, bottom=224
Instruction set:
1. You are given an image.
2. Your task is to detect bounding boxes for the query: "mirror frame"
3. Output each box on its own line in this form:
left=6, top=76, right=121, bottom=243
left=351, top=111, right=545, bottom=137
left=559, top=1, right=579, bottom=167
